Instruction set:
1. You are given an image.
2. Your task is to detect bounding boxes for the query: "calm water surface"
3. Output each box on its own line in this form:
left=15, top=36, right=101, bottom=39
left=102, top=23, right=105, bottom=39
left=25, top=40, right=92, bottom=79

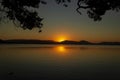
left=0, top=44, right=120, bottom=80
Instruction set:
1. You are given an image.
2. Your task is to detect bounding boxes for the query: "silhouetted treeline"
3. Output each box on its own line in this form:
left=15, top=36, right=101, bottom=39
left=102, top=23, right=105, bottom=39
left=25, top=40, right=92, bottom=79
left=0, top=39, right=120, bottom=45
left=0, top=39, right=57, bottom=44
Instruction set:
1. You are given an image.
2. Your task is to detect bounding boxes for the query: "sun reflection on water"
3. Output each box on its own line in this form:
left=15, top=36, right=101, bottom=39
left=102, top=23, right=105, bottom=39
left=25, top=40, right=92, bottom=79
left=55, top=45, right=66, bottom=53
left=58, top=46, right=65, bottom=52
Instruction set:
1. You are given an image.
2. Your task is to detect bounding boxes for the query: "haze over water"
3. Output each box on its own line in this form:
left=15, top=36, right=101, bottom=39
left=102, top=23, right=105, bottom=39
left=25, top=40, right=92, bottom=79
left=0, top=44, right=120, bottom=80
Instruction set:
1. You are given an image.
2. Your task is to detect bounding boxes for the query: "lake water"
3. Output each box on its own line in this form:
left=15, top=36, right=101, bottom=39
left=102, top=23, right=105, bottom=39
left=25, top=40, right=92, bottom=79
left=0, top=44, right=120, bottom=80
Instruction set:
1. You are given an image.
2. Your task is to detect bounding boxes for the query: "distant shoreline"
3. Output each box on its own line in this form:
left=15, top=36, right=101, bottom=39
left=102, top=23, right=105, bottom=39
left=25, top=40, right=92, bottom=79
left=0, top=39, right=120, bottom=45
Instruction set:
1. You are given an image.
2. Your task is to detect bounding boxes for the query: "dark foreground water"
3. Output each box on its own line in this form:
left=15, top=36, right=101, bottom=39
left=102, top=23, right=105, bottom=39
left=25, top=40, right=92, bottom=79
left=0, top=44, right=120, bottom=80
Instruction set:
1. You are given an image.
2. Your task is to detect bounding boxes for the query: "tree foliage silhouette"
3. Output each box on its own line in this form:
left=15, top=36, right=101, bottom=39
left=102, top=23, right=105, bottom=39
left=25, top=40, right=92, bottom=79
left=0, top=0, right=46, bottom=32
left=0, top=0, right=120, bottom=31
left=55, top=0, right=120, bottom=21
left=76, top=0, right=120, bottom=21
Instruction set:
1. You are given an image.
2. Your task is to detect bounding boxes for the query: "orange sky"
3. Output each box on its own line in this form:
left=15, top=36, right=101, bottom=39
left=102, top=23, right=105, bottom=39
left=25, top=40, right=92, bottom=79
left=0, top=1, right=120, bottom=42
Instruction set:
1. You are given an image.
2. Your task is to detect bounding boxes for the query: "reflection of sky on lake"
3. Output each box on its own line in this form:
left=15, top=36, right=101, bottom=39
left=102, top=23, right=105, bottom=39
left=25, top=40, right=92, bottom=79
left=0, top=45, right=120, bottom=80
left=0, top=45, right=120, bottom=64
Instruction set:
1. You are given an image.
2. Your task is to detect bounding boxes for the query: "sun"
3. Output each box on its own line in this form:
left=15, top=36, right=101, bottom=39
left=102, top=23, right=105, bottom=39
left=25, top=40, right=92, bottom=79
left=54, top=35, right=68, bottom=42
left=59, top=38, right=65, bottom=42
left=57, top=37, right=66, bottom=42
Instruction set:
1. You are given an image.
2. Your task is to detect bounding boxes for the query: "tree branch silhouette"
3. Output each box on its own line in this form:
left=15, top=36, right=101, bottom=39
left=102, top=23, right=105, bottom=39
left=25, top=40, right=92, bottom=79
left=0, top=0, right=46, bottom=32
left=76, top=0, right=120, bottom=21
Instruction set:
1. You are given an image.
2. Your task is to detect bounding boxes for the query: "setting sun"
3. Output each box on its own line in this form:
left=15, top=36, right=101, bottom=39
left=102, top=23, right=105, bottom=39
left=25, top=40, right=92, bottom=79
left=56, top=36, right=66, bottom=42
left=58, top=38, right=65, bottom=42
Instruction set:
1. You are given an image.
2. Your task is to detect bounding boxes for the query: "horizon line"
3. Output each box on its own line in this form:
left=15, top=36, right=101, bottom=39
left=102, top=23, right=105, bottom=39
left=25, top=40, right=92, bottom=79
left=0, top=38, right=120, bottom=43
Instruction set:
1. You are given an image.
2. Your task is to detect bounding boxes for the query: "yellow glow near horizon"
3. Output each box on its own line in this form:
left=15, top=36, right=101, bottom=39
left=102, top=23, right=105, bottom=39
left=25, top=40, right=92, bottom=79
left=59, top=38, right=65, bottom=42
left=56, top=36, right=66, bottom=42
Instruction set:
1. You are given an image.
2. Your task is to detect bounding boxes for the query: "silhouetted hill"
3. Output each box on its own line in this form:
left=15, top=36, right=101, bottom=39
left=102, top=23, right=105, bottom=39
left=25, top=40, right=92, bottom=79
left=97, top=42, right=120, bottom=45
left=0, top=39, right=120, bottom=45
left=60, top=40, right=78, bottom=44
left=78, top=40, right=93, bottom=45
left=0, top=39, right=3, bottom=43
left=60, top=40, right=93, bottom=45
left=1, top=39, right=58, bottom=44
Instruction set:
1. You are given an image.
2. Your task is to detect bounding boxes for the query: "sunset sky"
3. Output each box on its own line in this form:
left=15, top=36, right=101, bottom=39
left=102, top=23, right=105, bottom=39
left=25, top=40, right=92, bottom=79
left=0, top=0, right=120, bottom=42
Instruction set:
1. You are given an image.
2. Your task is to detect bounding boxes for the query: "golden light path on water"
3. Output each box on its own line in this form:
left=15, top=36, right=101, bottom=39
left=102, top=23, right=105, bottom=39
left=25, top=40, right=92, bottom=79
left=55, top=45, right=66, bottom=54
left=57, top=46, right=66, bottom=52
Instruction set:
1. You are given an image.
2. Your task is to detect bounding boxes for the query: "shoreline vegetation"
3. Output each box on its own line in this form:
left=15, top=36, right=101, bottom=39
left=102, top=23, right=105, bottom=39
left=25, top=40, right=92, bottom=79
left=0, top=39, right=120, bottom=45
